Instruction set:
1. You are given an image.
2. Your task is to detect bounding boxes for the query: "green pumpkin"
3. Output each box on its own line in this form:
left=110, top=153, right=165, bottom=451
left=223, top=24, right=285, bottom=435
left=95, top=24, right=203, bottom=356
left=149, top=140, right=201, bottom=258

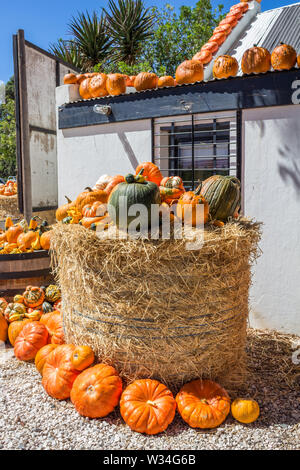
left=200, top=175, right=241, bottom=221
left=45, top=285, right=61, bottom=303
left=42, top=301, right=53, bottom=313
left=108, top=170, right=161, bottom=231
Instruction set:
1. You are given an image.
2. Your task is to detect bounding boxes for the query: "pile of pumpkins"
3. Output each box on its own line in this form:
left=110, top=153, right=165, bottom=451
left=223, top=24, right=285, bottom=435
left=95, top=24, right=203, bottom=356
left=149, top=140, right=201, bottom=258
left=63, top=2, right=300, bottom=99
left=0, top=216, right=52, bottom=255
left=56, top=162, right=241, bottom=232
left=0, top=180, right=17, bottom=197
left=0, top=288, right=260, bottom=433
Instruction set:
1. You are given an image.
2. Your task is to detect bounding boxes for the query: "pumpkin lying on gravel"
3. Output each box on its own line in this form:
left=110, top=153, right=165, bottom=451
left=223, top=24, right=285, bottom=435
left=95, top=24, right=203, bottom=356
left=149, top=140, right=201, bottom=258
left=70, top=364, right=122, bottom=418
left=120, top=379, right=176, bottom=435
left=35, top=344, right=59, bottom=375
left=14, top=322, right=49, bottom=361
left=231, top=398, right=260, bottom=424
left=0, top=313, right=8, bottom=343
left=176, top=379, right=231, bottom=429
left=42, top=344, right=81, bottom=400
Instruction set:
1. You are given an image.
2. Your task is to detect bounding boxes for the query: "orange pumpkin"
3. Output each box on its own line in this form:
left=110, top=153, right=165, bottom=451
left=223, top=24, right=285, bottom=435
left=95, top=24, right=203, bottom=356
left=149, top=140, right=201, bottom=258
left=88, top=74, right=108, bottom=98
left=230, top=3, right=249, bottom=13
left=40, top=231, right=52, bottom=250
left=120, top=379, right=176, bottom=435
left=104, top=175, right=125, bottom=195
left=79, top=78, right=92, bottom=100
left=176, top=183, right=209, bottom=226
left=75, top=187, right=108, bottom=212
left=231, top=398, right=260, bottom=424
left=8, top=319, right=32, bottom=346
left=175, top=60, right=204, bottom=85
left=0, top=313, right=8, bottom=343
left=159, top=176, right=185, bottom=204
left=135, top=162, right=163, bottom=186
left=35, top=343, right=59, bottom=375
left=6, top=225, right=23, bottom=244
left=17, top=231, right=39, bottom=251
left=40, top=310, right=60, bottom=327
left=76, top=74, right=87, bottom=84
left=176, top=379, right=231, bottom=429
left=42, top=344, right=80, bottom=400
left=70, top=363, right=122, bottom=418
left=45, top=312, right=64, bottom=345
left=125, top=75, right=136, bottom=87
left=213, top=24, right=232, bottom=36
left=298, top=55, right=300, bottom=68
left=271, top=43, right=297, bottom=71
left=241, top=45, right=271, bottom=74
left=71, top=345, right=95, bottom=371
left=82, top=201, right=106, bottom=218
left=56, top=196, right=75, bottom=221
left=213, top=55, right=239, bottom=79
left=134, top=72, right=158, bottom=92
left=14, top=322, right=49, bottom=361
left=157, top=76, right=176, bottom=88
left=192, top=50, right=212, bottom=65
left=219, top=15, right=238, bottom=28
left=201, top=42, right=219, bottom=55
left=106, top=74, right=126, bottom=96
left=64, top=73, right=78, bottom=85
left=208, top=32, right=227, bottom=46
left=80, top=216, right=106, bottom=229
left=23, top=286, right=45, bottom=308
left=226, top=10, right=243, bottom=20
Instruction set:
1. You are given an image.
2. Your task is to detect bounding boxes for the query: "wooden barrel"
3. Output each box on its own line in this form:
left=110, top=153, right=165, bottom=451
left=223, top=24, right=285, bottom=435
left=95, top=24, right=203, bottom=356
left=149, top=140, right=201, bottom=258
left=0, top=251, right=53, bottom=300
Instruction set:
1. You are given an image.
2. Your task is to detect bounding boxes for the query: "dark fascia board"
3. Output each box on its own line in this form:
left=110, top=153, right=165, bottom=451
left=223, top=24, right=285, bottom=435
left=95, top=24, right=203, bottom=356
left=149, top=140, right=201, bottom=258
left=58, top=69, right=300, bottom=130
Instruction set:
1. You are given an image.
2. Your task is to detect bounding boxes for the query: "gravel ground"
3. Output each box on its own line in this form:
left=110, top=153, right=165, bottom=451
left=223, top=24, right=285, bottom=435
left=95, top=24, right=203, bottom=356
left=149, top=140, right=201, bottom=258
left=0, top=329, right=299, bottom=450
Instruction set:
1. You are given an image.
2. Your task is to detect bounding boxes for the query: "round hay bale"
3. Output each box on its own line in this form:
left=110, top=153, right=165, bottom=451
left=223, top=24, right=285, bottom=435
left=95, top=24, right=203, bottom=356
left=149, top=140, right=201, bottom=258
left=51, top=220, right=261, bottom=389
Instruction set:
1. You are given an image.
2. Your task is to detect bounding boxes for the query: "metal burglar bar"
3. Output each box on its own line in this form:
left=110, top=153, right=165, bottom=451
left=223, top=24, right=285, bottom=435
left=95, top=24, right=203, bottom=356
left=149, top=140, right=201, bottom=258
left=152, top=112, right=239, bottom=191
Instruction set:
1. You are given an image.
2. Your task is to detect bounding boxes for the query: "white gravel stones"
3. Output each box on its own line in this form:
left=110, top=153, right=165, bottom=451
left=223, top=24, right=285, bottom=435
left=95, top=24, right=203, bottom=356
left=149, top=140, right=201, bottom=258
left=0, top=347, right=299, bottom=450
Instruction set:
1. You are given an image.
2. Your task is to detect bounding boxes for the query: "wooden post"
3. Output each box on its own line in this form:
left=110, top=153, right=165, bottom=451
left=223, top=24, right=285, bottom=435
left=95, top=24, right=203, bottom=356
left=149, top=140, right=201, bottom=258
left=17, top=29, right=32, bottom=222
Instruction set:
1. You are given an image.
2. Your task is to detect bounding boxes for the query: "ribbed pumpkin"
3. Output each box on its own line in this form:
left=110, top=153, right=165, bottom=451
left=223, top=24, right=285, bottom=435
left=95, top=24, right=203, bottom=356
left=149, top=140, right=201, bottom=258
left=79, top=78, right=92, bottom=100
left=45, top=285, right=61, bottom=303
left=213, top=24, right=232, bottom=36
left=220, top=15, right=238, bottom=28
left=106, top=74, right=126, bottom=96
left=231, top=398, right=260, bottom=424
left=192, top=50, right=212, bottom=65
left=201, top=42, right=219, bottom=54
left=75, top=187, right=108, bottom=212
left=40, top=231, right=52, bottom=250
left=104, top=175, right=125, bottom=195
left=35, top=344, right=59, bottom=375
left=241, top=45, right=271, bottom=74
left=213, top=55, right=239, bottom=79
left=157, top=76, right=175, bottom=88
left=45, top=312, right=64, bottom=345
left=200, top=175, right=241, bottom=221
left=135, top=162, right=162, bottom=186
left=175, top=60, right=204, bottom=85
left=271, top=43, right=297, bottom=71
left=176, top=379, right=230, bottom=429
left=8, top=319, right=32, bottom=346
left=14, top=322, right=49, bottom=361
left=208, top=32, right=227, bottom=46
left=108, top=171, right=161, bottom=231
left=0, top=313, right=8, bottom=343
left=134, top=73, right=158, bottom=91
left=176, top=183, right=209, bottom=226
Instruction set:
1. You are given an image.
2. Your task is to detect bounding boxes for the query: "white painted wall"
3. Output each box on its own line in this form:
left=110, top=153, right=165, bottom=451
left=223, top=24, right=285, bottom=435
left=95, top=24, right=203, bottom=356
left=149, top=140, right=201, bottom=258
left=56, top=86, right=151, bottom=205
left=243, top=105, right=300, bottom=335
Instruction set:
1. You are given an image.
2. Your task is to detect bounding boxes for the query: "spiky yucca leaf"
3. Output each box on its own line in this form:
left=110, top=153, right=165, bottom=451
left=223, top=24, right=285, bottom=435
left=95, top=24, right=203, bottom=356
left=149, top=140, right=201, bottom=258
left=104, top=0, right=155, bottom=65
left=49, top=39, right=86, bottom=70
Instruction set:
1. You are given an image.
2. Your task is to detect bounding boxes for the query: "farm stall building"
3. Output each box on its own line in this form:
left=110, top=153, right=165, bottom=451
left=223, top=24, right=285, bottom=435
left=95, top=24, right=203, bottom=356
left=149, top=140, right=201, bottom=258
left=55, top=1, right=300, bottom=336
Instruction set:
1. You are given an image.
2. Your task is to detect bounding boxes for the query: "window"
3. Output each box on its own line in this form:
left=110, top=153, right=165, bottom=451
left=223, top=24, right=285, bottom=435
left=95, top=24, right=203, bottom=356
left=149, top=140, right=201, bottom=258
left=152, top=113, right=240, bottom=191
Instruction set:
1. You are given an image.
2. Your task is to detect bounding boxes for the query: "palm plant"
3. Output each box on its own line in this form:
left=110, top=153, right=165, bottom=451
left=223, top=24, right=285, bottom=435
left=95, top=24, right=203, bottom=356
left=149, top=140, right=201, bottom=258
left=103, top=0, right=155, bottom=66
left=49, top=39, right=86, bottom=70
left=68, top=11, right=113, bottom=68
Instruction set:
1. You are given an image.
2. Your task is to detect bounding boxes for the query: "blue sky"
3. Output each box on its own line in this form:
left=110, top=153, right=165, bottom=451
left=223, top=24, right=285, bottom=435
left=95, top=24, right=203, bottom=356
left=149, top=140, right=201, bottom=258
left=0, top=0, right=297, bottom=83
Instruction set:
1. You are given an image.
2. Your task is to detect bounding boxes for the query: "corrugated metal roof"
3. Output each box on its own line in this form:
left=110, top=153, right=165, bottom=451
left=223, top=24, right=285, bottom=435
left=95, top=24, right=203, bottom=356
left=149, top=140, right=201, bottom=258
left=227, top=2, right=300, bottom=75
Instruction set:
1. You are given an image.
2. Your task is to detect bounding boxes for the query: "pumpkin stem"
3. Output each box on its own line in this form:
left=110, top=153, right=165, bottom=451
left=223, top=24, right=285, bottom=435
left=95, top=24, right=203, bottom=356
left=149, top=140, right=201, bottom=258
left=125, top=174, right=135, bottom=184
left=84, top=187, right=93, bottom=192
left=65, top=196, right=72, bottom=203
left=147, top=400, right=158, bottom=408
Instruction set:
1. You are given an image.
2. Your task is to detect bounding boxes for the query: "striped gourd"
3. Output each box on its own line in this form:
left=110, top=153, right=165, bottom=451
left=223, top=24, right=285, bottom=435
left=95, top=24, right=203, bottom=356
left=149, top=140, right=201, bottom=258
left=200, top=175, right=241, bottom=221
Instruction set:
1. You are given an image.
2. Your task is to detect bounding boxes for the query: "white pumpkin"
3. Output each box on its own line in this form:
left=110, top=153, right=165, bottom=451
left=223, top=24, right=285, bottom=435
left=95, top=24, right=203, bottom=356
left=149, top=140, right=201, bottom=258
left=93, top=174, right=113, bottom=191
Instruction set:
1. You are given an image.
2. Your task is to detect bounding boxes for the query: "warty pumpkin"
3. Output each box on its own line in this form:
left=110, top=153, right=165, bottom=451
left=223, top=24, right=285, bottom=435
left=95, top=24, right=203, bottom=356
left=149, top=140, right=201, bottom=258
left=42, top=344, right=80, bottom=400
left=71, top=364, right=122, bottom=418
left=176, top=183, right=209, bottom=226
left=200, top=175, right=241, bottom=221
left=108, top=170, right=161, bottom=231
left=88, top=73, right=108, bottom=98
left=23, top=286, right=45, bottom=308
left=35, top=343, right=59, bottom=375
left=14, top=321, right=49, bottom=361
left=106, top=74, right=126, bottom=96
left=4, top=302, right=26, bottom=322
left=213, top=55, right=239, bottom=79
left=241, top=45, right=271, bottom=74
left=271, top=43, right=297, bottom=71
left=0, top=313, right=8, bottom=343
left=45, top=285, right=61, bottom=303
left=175, top=60, right=204, bottom=85
left=134, top=72, right=158, bottom=91
left=135, top=162, right=163, bottom=186
left=231, top=398, right=260, bottom=424
left=159, top=176, right=185, bottom=204
left=120, top=379, right=176, bottom=435
left=176, top=379, right=231, bottom=429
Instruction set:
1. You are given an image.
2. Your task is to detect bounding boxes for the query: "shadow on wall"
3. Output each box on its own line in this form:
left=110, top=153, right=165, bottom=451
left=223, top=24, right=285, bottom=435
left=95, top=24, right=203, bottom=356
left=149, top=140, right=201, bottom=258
left=275, top=120, right=300, bottom=197
left=117, top=132, right=139, bottom=170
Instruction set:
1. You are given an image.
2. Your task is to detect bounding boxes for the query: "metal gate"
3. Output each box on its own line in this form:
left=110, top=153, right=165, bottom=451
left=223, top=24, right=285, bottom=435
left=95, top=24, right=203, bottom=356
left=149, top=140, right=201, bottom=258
left=13, top=29, right=80, bottom=220
left=152, top=111, right=241, bottom=191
